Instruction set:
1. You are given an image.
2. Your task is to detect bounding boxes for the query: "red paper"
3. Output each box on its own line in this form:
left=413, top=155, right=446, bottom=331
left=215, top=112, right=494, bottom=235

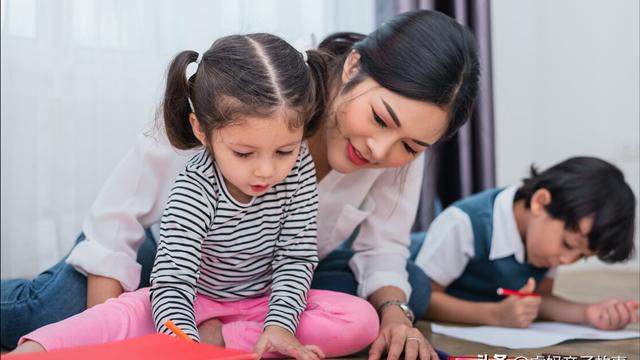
left=5, top=333, right=257, bottom=360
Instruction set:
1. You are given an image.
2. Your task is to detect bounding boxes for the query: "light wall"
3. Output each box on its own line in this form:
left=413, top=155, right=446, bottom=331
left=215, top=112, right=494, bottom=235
left=492, top=0, right=639, bottom=272
left=0, top=0, right=374, bottom=278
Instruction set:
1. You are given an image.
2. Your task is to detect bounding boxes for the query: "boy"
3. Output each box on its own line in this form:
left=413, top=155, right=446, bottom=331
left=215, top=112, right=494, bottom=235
left=415, top=156, right=639, bottom=329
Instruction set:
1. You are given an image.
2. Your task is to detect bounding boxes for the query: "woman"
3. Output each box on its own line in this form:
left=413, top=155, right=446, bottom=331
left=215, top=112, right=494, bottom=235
left=1, top=9, right=479, bottom=360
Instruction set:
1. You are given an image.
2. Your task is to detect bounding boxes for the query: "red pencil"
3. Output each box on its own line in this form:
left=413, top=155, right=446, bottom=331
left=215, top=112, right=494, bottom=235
left=496, top=287, right=541, bottom=297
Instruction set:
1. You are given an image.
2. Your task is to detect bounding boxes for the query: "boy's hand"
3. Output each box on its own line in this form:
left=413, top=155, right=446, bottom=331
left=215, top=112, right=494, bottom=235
left=585, top=299, right=640, bottom=330
left=254, top=325, right=325, bottom=360
left=494, top=278, right=541, bottom=328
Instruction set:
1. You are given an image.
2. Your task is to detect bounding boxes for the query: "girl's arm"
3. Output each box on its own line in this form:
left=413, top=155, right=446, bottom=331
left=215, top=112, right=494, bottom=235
left=67, top=131, right=193, bottom=296
left=150, top=164, right=213, bottom=341
left=267, top=147, right=319, bottom=334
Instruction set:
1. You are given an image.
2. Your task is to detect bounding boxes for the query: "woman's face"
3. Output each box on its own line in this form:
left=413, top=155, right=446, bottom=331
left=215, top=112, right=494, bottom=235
left=324, top=53, right=449, bottom=173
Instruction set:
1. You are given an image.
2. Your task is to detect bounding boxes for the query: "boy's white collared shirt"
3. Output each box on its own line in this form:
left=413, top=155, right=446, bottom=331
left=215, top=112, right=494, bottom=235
left=415, top=185, right=556, bottom=288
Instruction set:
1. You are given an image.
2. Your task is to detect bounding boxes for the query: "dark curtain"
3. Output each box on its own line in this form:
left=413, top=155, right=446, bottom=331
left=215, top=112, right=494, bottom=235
left=376, top=0, right=496, bottom=232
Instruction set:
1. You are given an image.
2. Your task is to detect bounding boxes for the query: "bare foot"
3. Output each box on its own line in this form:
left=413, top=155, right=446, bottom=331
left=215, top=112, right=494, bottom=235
left=197, top=318, right=225, bottom=346
left=10, top=340, right=46, bottom=354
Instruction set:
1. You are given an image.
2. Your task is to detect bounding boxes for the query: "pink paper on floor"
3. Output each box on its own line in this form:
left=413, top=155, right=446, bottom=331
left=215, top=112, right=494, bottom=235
left=5, top=333, right=257, bottom=360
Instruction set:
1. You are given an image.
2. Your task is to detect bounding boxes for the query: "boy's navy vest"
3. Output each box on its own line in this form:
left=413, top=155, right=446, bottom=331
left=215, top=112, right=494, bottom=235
left=445, top=188, right=549, bottom=302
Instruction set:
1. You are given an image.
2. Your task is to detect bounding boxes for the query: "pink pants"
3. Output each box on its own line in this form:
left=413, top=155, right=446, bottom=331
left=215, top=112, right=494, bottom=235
left=19, top=288, right=378, bottom=357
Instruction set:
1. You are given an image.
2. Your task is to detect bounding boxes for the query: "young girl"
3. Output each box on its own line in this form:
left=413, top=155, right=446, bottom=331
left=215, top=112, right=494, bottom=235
left=3, top=10, right=481, bottom=360
left=11, top=33, right=378, bottom=358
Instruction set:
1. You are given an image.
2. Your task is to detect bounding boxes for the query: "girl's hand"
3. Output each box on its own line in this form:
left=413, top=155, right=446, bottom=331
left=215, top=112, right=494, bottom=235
left=368, top=306, right=438, bottom=360
left=254, top=325, right=325, bottom=360
left=585, top=299, right=640, bottom=330
left=493, top=278, right=541, bottom=328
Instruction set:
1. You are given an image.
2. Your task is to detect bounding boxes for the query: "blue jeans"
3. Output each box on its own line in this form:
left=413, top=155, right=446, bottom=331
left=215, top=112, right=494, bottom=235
left=311, top=232, right=430, bottom=322
left=0, top=230, right=158, bottom=349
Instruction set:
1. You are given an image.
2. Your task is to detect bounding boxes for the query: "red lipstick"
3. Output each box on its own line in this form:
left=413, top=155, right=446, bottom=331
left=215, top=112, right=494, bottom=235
left=347, top=142, right=369, bottom=166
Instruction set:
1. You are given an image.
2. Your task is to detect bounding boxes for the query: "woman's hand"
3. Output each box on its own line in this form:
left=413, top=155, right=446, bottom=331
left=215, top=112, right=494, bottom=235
left=585, top=299, right=640, bottom=330
left=368, top=306, right=438, bottom=360
left=254, top=325, right=325, bottom=360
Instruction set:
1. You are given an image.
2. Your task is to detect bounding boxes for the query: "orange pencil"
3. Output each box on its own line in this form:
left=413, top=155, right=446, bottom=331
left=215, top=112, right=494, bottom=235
left=164, top=319, right=193, bottom=342
left=496, top=287, right=540, bottom=297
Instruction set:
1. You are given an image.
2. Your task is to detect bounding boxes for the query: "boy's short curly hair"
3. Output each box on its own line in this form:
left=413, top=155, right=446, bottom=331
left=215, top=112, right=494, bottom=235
left=514, top=156, right=636, bottom=263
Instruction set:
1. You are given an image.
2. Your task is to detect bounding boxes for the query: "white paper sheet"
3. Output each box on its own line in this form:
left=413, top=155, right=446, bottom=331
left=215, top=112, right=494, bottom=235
left=431, top=322, right=640, bottom=349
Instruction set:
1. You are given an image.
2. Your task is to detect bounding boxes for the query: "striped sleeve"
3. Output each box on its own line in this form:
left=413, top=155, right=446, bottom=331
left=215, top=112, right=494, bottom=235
left=265, top=148, right=319, bottom=334
left=149, top=165, right=214, bottom=342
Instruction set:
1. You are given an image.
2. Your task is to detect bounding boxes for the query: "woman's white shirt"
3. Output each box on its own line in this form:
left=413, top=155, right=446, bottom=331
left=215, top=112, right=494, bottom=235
left=66, top=132, right=196, bottom=291
left=317, top=155, right=423, bottom=299
left=66, top=131, right=424, bottom=299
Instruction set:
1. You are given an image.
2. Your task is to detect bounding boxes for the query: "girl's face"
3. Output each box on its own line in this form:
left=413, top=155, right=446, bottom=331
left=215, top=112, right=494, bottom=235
left=191, top=112, right=303, bottom=203
left=524, top=189, right=596, bottom=268
left=323, top=52, right=449, bottom=173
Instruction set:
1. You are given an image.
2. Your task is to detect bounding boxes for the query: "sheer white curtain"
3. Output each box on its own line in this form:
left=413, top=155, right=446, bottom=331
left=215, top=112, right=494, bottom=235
left=0, top=0, right=374, bottom=278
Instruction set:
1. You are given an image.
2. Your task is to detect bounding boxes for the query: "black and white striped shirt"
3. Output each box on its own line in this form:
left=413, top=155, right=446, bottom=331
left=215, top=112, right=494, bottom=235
left=149, top=143, right=318, bottom=341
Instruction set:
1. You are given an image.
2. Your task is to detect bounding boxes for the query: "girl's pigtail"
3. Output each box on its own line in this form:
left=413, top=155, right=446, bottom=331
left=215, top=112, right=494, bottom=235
left=163, top=50, right=201, bottom=150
